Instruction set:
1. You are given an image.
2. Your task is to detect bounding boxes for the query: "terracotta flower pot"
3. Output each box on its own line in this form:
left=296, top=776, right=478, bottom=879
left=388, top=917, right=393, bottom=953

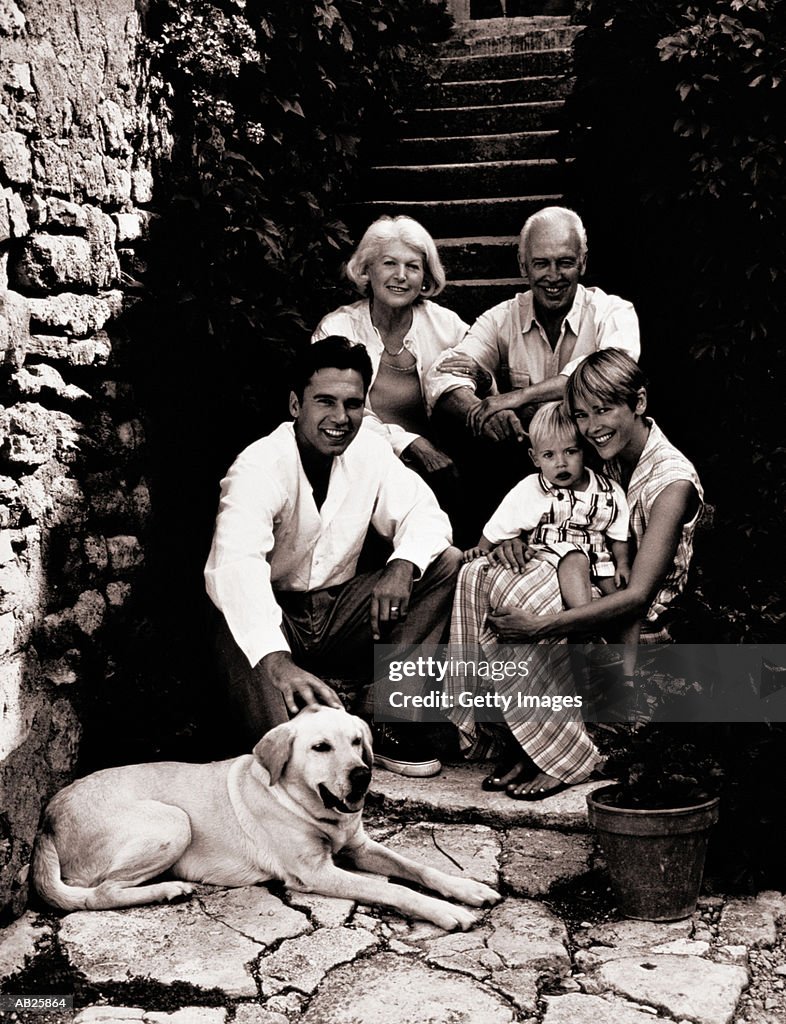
left=587, top=784, right=720, bottom=922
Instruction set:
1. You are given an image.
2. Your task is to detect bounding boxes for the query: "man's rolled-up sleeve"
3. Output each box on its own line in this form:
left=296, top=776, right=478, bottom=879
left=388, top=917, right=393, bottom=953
left=204, top=453, right=289, bottom=668
left=370, top=451, right=453, bottom=575
left=561, top=293, right=641, bottom=378
left=424, top=307, right=504, bottom=407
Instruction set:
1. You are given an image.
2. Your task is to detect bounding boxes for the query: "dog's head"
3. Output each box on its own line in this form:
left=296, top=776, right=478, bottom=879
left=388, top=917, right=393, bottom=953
left=253, top=706, right=373, bottom=815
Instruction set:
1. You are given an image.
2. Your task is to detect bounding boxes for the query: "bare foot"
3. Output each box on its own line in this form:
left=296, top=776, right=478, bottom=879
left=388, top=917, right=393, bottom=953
left=506, top=770, right=566, bottom=799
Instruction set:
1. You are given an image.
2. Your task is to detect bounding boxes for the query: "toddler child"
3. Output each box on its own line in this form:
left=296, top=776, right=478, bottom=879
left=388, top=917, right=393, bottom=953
left=464, top=400, right=640, bottom=676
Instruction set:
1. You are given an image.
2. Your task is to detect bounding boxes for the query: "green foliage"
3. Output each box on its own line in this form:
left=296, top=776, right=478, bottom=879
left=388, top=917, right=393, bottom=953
left=95, top=1, right=452, bottom=765
left=565, top=0, right=786, bottom=642
left=145, top=0, right=452, bottom=450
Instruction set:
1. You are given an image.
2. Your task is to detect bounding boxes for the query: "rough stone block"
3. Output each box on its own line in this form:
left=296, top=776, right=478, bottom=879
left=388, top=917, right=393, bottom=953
left=4, top=189, right=28, bottom=236
left=543, top=992, right=670, bottom=1024
left=719, top=897, right=778, bottom=949
left=105, top=581, right=131, bottom=607
left=485, top=899, right=571, bottom=978
left=45, top=697, right=81, bottom=773
left=12, top=364, right=90, bottom=402
left=26, top=330, right=112, bottom=366
left=0, top=610, right=15, bottom=654
left=106, top=535, right=143, bottom=572
left=0, top=656, right=37, bottom=760
left=0, top=1, right=26, bottom=37
left=0, top=288, right=30, bottom=367
left=383, top=822, right=500, bottom=887
left=30, top=141, right=74, bottom=195
left=75, top=1008, right=227, bottom=1024
left=12, top=234, right=94, bottom=292
left=41, top=650, right=80, bottom=687
left=0, top=130, right=31, bottom=183
left=502, top=828, right=594, bottom=897
left=113, top=211, right=154, bottom=242
left=59, top=889, right=308, bottom=997
left=0, top=912, right=50, bottom=979
left=300, top=954, right=515, bottom=1024
left=5, top=61, right=33, bottom=96
left=589, top=954, right=748, bottom=1024
left=71, top=590, right=106, bottom=635
left=97, top=98, right=129, bottom=156
left=260, top=927, right=377, bottom=998
left=0, top=403, right=81, bottom=466
left=27, top=291, right=123, bottom=336
left=45, top=197, right=89, bottom=230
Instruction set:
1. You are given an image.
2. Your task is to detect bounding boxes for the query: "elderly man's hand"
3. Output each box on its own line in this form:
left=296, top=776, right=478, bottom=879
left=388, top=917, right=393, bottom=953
left=480, top=410, right=527, bottom=443
left=468, top=392, right=526, bottom=435
left=404, top=437, right=456, bottom=476
left=260, top=652, right=344, bottom=716
left=371, top=559, right=415, bottom=640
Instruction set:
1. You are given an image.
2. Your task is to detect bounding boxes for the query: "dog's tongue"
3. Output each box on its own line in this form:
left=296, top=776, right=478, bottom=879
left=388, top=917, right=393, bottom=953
left=318, top=784, right=356, bottom=814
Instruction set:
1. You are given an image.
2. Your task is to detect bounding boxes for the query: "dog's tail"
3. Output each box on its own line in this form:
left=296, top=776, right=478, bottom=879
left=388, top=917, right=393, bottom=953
left=31, top=832, right=103, bottom=911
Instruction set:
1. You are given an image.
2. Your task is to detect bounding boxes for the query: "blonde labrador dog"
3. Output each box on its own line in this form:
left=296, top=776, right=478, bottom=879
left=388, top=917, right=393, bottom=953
left=33, top=706, right=500, bottom=930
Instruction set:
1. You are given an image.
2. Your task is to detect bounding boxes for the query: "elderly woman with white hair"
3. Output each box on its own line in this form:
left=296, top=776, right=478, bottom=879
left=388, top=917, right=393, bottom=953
left=312, top=215, right=483, bottom=479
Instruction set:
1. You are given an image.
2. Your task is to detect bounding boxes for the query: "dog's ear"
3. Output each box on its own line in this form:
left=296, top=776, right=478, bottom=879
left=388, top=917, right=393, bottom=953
left=253, top=723, right=295, bottom=785
left=358, top=718, right=374, bottom=770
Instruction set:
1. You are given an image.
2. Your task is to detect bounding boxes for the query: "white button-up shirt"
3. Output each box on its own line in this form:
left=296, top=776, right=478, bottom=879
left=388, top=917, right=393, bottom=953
left=425, top=285, right=640, bottom=406
left=312, top=298, right=469, bottom=455
left=204, top=422, right=453, bottom=667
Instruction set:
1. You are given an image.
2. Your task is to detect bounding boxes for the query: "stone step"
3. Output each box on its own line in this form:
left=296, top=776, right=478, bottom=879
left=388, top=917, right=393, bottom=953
left=405, top=98, right=564, bottom=137
left=427, top=73, right=573, bottom=107
left=438, top=47, right=571, bottom=82
left=377, top=129, right=562, bottom=166
left=368, top=761, right=605, bottom=831
left=366, top=157, right=565, bottom=201
left=441, top=279, right=526, bottom=323
left=437, top=234, right=521, bottom=279
left=344, top=192, right=563, bottom=239
left=444, top=18, right=581, bottom=56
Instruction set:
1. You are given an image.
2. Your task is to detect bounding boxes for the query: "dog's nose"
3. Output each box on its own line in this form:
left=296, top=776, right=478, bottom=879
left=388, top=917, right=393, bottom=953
left=349, top=765, right=372, bottom=798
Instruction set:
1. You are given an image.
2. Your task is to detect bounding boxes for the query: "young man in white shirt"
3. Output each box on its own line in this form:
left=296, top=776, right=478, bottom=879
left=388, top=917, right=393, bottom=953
left=205, top=336, right=461, bottom=776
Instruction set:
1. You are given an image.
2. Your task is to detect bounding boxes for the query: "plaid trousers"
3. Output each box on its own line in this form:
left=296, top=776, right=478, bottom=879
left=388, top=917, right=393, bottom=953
left=443, top=557, right=603, bottom=783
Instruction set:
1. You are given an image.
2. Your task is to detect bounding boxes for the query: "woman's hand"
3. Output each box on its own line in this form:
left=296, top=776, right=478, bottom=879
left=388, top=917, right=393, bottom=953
left=462, top=546, right=486, bottom=563
left=437, top=353, right=492, bottom=394
left=468, top=392, right=525, bottom=435
left=404, top=437, right=455, bottom=475
left=487, top=604, right=552, bottom=640
left=485, top=538, right=534, bottom=573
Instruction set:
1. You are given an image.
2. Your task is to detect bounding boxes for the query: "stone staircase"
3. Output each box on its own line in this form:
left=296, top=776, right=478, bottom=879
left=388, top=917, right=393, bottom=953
left=353, top=15, right=581, bottom=324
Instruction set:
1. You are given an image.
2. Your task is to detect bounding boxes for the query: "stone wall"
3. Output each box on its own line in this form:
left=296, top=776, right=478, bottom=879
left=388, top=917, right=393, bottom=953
left=0, top=0, right=171, bottom=921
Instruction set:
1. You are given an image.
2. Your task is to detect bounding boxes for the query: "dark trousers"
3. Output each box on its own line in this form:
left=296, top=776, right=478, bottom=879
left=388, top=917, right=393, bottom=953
left=214, top=546, right=462, bottom=747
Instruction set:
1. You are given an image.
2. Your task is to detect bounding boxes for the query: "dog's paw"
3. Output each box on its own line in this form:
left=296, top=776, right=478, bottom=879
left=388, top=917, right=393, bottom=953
left=437, top=903, right=480, bottom=932
left=446, top=877, right=501, bottom=908
left=161, top=881, right=194, bottom=902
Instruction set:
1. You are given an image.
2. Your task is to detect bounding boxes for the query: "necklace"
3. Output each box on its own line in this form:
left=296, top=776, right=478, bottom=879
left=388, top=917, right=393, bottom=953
left=383, top=341, right=406, bottom=357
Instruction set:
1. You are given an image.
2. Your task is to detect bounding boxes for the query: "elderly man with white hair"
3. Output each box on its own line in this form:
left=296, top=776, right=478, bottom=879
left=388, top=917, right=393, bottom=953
left=426, top=206, right=641, bottom=444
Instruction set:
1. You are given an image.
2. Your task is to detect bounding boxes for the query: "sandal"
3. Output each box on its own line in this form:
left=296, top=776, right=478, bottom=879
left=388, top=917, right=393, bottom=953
left=483, top=761, right=523, bottom=791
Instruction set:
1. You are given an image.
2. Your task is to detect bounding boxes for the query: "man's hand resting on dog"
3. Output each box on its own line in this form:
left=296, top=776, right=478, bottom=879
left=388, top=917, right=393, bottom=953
left=371, top=558, right=416, bottom=640
left=260, top=652, right=344, bottom=716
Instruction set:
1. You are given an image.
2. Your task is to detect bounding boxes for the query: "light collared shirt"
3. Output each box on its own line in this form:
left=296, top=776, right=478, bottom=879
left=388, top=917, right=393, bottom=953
left=484, top=467, right=629, bottom=548
left=425, top=284, right=640, bottom=406
left=312, top=298, right=469, bottom=456
left=606, top=418, right=703, bottom=623
left=204, top=422, right=453, bottom=667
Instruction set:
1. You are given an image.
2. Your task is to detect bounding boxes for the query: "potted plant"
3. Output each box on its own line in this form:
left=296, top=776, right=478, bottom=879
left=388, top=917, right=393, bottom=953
left=587, top=724, right=724, bottom=922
